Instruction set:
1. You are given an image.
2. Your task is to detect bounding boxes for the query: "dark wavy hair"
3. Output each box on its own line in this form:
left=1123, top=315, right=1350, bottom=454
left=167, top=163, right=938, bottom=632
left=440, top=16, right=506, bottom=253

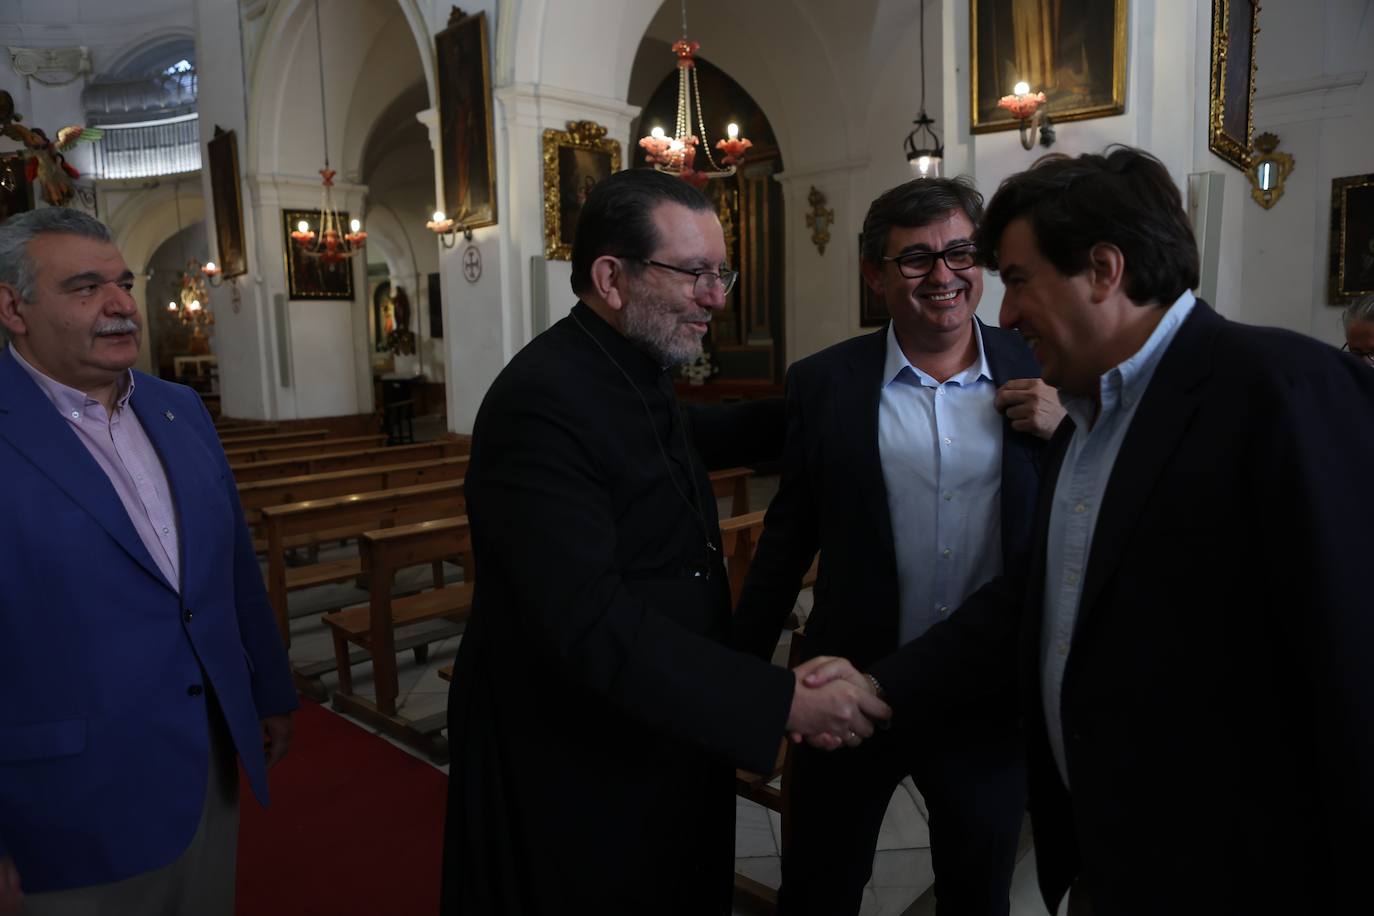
left=569, top=168, right=713, bottom=297
left=975, top=146, right=1200, bottom=306
left=860, top=176, right=983, bottom=262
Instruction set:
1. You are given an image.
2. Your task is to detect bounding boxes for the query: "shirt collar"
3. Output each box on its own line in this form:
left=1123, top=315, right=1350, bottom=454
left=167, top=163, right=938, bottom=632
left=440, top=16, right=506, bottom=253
left=571, top=301, right=669, bottom=387
left=1062, top=289, right=1197, bottom=427
left=9, top=345, right=135, bottom=417
left=882, top=318, right=993, bottom=389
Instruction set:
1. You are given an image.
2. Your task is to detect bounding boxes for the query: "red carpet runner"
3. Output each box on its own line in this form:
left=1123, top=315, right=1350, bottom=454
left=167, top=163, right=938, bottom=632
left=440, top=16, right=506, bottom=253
left=236, top=699, right=446, bottom=915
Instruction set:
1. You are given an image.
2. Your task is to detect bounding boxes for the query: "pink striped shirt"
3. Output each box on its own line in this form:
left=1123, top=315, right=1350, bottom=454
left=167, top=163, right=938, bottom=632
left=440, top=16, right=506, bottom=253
left=11, top=347, right=182, bottom=592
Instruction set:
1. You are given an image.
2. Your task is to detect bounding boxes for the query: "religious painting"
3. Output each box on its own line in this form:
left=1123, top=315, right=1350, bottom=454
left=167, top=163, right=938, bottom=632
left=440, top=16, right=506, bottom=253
left=435, top=8, right=497, bottom=230
left=0, top=153, right=33, bottom=224
left=1328, top=174, right=1374, bottom=305
left=282, top=209, right=354, bottom=300
left=206, top=127, right=247, bottom=278
left=859, top=235, right=889, bottom=328
left=1208, top=0, right=1260, bottom=169
left=372, top=279, right=395, bottom=353
left=970, top=0, right=1127, bottom=132
left=542, top=120, right=621, bottom=260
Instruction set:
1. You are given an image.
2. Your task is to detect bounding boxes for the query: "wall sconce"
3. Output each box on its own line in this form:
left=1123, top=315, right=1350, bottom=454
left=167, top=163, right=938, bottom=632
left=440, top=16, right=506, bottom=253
left=426, top=210, right=473, bottom=249
left=1246, top=132, right=1294, bottom=209
left=998, top=82, right=1054, bottom=150
left=805, top=186, right=834, bottom=255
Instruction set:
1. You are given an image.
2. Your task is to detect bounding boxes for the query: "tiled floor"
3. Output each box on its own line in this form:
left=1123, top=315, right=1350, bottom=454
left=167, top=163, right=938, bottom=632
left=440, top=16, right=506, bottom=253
left=276, top=471, right=1052, bottom=916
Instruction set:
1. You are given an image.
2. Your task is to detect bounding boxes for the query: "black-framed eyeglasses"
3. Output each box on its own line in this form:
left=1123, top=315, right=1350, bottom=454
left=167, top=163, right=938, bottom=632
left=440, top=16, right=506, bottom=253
left=640, top=258, right=739, bottom=297
left=879, top=244, right=978, bottom=279
left=1341, top=341, right=1374, bottom=366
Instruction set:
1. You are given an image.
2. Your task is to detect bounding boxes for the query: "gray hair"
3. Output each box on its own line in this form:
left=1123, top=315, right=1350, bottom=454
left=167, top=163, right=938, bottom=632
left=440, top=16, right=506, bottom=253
left=0, top=207, right=114, bottom=302
left=1343, top=292, right=1374, bottom=331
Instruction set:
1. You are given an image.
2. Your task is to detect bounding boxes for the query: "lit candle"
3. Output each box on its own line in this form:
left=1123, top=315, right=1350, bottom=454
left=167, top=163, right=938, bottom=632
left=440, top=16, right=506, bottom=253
left=432, top=210, right=446, bottom=223
left=350, top=219, right=362, bottom=233
left=651, top=126, right=666, bottom=140
left=167, top=301, right=177, bottom=311
left=204, top=261, right=217, bottom=272
left=727, top=122, right=739, bottom=140
left=1013, top=81, right=1030, bottom=97
left=297, top=220, right=309, bottom=234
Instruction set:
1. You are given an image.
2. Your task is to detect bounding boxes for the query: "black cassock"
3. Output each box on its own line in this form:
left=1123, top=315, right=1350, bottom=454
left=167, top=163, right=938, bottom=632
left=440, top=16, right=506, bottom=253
left=441, top=303, right=794, bottom=914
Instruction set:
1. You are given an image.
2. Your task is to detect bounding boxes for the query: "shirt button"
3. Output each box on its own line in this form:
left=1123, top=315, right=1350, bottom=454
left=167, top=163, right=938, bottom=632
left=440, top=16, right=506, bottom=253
left=183, top=609, right=193, bottom=623
left=161, top=526, right=170, bottom=534
left=71, top=410, right=81, bottom=419
left=1074, top=502, right=1087, bottom=514
left=1057, top=642, right=1068, bottom=656
left=942, top=491, right=952, bottom=501
left=938, top=604, right=949, bottom=615
left=942, top=547, right=952, bottom=558
left=1066, top=572, right=1080, bottom=585
left=187, top=684, right=203, bottom=697
left=942, top=436, right=952, bottom=445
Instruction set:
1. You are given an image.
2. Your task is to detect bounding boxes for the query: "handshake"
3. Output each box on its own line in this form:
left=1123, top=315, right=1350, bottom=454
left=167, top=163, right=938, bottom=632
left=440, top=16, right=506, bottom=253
left=784, top=656, right=891, bottom=751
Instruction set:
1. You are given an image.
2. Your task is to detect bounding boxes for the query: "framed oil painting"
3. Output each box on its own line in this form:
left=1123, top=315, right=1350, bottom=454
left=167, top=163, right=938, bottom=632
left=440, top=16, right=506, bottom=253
left=1208, top=0, right=1260, bottom=169
left=282, top=209, right=354, bottom=300
left=206, top=126, right=247, bottom=278
left=542, top=120, right=621, bottom=261
left=859, top=235, right=889, bottom=328
left=970, top=0, right=1128, bottom=133
left=435, top=8, right=497, bottom=230
left=1329, top=174, right=1374, bottom=305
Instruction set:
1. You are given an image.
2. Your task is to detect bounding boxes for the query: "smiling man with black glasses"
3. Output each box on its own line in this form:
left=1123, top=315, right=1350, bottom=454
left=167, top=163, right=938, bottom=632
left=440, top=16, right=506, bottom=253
left=731, top=176, right=1064, bottom=916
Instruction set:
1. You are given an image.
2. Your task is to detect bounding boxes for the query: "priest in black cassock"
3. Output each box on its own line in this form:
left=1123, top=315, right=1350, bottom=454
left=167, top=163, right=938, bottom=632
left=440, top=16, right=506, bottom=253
left=440, top=168, right=891, bottom=914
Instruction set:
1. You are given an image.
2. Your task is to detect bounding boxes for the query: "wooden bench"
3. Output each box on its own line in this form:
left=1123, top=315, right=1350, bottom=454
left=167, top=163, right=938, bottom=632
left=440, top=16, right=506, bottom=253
left=709, top=466, right=753, bottom=517
left=259, top=479, right=466, bottom=695
left=324, top=516, right=475, bottom=761
left=216, top=422, right=278, bottom=436
left=230, top=439, right=468, bottom=484
left=218, top=428, right=331, bottom=448
left=223, top=434, right=388, bottom=464
left=238, top=455, right=469, bottom=550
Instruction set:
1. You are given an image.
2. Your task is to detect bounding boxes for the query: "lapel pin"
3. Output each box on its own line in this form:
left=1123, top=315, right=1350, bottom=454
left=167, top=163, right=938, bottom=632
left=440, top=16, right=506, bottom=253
left=164, top=410, right=175, bottom=421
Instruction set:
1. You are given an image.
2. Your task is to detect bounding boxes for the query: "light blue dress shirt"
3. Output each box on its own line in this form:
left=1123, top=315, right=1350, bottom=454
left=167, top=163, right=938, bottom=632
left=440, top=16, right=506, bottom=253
left=879, top=321, right=1004, bottom=646
left=1041, top=290, right=1197, bottom=788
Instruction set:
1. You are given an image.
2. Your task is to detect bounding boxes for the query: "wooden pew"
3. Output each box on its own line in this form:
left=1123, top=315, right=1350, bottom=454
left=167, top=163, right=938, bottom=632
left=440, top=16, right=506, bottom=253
left=324, top=516, right=475, bottom=761
left=216, top=422, right=278, bottom=436
left=258, top=479, right=466, bottom=695
left=709, top=466, right=752, bottom=517
left=218, top=428, right=331, bottom=448
left=719, top=510, right=767, bottom=608
left=238, top=455, right=469, bottom=548
left=230, top=439, right=467, bottom=483
left=223, top=434, right=388, bottom=464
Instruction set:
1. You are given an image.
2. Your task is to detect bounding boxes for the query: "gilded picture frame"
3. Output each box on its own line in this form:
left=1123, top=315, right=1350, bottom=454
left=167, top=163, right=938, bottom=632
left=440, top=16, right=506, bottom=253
left=435, top=8, right=497, bottom=229
left=970, top=0, right=1128, bottom=133
left=542, top=120, right=621, bottom=261
left=206, top=127, right=247, bottom=278
left=1328, top=174, right=1374, bottom=305
left=282, top=208, right=354, bottom=300
left=1208, top=0, right=1260, bottom=170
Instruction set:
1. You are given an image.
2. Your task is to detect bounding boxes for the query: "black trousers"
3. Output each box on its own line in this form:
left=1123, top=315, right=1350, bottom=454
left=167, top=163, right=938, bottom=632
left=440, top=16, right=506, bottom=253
left=777, top=716, right=1026, bottom=916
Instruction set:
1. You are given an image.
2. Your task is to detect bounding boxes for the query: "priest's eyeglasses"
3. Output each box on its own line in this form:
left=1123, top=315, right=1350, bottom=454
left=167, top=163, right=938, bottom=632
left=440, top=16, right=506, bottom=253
left=880, top=244, right=978, bottom=279
left=641, top=259, right=739, bottom=297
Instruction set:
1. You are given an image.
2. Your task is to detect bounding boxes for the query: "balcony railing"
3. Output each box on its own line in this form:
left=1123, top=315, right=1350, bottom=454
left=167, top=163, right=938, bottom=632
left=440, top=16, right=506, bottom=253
left=89, top=113, right=201, bottom=179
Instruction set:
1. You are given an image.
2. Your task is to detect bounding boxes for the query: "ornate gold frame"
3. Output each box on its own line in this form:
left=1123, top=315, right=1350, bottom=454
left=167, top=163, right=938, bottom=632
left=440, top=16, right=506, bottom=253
left=969, top=0, right=1128, bottom=133
left=1208, top=0, right=1260, bottom=170
left=542, top=120, right=621, bottom=261
left=1328, top=173, right=1374, bottom=305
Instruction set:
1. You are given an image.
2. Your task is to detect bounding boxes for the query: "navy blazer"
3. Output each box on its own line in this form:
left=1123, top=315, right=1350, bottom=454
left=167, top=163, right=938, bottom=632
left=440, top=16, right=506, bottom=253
left=0, top=348, right=296, bottom=892
left=869, top=303, right=1374, bottom=913
left=732, top=318, right=1046, bottom=702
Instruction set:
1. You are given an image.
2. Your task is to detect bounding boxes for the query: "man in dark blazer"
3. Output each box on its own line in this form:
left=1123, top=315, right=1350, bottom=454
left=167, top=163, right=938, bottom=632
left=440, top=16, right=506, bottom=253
left=0, top=208, right=296, bottom=914
left=732, top=177, right=1063, bottom=915
left=440, top=168, right=890, bottom=915
left=809, top=147, right=1374, bottom=914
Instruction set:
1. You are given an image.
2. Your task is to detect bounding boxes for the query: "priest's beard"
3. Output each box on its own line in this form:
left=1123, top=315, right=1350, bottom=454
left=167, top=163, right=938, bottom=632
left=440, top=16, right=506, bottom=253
left=620, top=290, right=709, bottom=367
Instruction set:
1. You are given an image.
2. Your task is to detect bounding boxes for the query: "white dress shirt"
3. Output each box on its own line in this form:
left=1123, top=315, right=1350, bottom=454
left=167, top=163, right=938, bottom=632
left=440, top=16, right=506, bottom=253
left=879, top=321, right=1004, bottom=646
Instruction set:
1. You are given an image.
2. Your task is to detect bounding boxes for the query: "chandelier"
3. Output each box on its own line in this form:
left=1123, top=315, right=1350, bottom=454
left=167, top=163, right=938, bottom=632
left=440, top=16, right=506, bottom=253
left=292, top=0, right=365, bottom=263
left=903, top=0, right=943, bottom=179
left=638, top=0, right=750, bottom=189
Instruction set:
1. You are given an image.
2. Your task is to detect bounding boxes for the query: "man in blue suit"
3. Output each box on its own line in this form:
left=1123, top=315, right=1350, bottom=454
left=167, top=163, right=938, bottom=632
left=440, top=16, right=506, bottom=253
left=0, top=208, right=296, bottom=914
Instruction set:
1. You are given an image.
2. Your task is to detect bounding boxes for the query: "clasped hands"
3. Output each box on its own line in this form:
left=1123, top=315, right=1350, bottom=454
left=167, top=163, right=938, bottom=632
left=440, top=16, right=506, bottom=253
left=784, top=656, right=890, bottom=751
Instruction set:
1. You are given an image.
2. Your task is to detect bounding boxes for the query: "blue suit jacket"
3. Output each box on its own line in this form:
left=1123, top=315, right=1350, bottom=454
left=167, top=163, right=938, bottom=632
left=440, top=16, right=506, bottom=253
left=0, top=348, right=297, bottom=892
